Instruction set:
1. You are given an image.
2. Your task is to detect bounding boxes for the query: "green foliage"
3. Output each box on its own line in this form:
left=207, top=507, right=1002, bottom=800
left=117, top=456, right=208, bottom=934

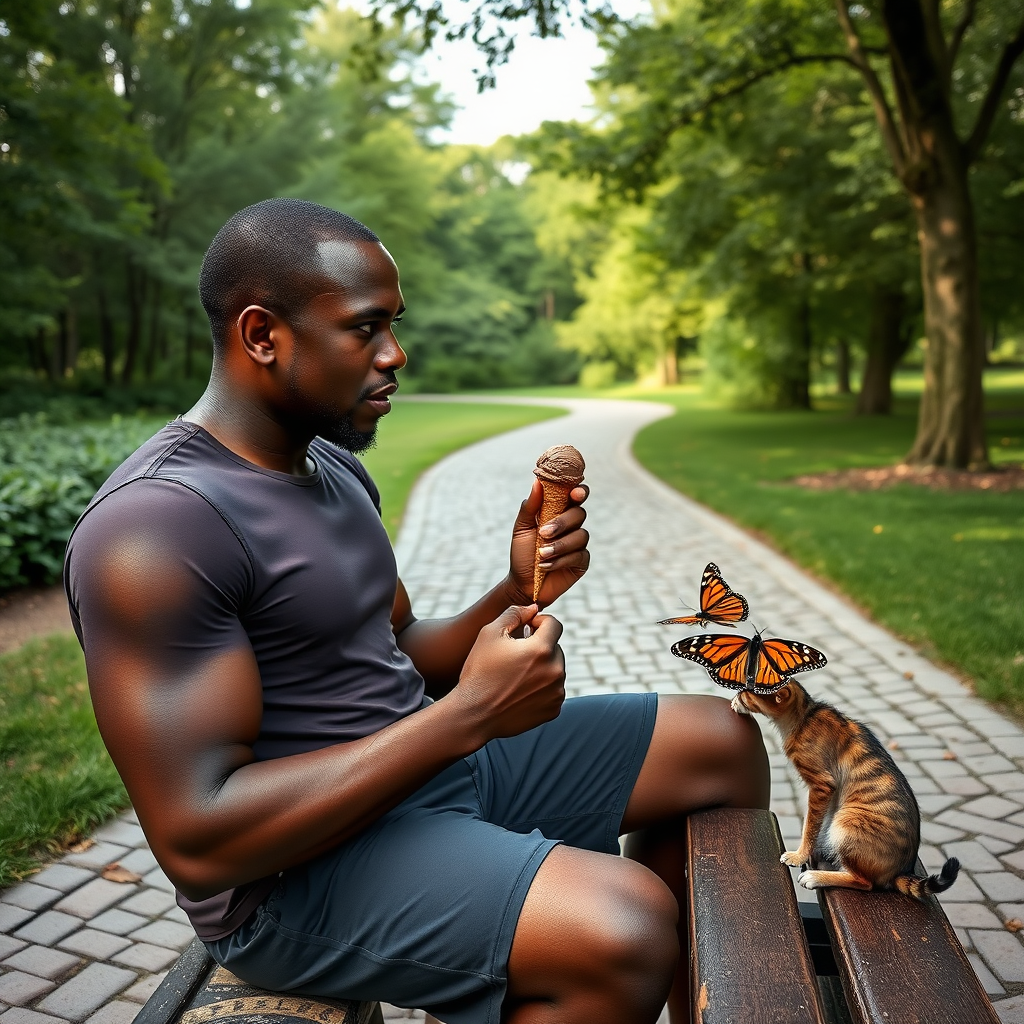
left=0, top=415, right=162, bottom=589
left=0, top=634, right=127, bottom=888
left=0, top=1, right=573, bottom=393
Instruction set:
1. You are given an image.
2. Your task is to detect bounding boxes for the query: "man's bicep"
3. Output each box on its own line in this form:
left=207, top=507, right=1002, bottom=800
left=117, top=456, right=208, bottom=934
left=68, top=482, right=262, bottom=845
left=391, top=576, right=415, bottom=634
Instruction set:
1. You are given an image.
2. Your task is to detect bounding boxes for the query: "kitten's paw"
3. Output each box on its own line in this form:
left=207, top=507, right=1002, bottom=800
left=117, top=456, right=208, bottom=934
left=780, top=850, right=808, bottom=868
left=730, top=694, right=750, bottom=715
left=798, top=871, right=824, bottom=890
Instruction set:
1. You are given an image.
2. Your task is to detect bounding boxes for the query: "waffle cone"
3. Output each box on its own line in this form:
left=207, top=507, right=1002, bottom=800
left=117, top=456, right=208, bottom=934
left=533, top=481, right=573, bottom=601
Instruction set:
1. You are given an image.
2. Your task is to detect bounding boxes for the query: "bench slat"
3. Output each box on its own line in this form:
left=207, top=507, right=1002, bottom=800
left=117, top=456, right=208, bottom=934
left=688, top=809, right=827, bottom=1024
left=817, top=883, right=999, bottom=1024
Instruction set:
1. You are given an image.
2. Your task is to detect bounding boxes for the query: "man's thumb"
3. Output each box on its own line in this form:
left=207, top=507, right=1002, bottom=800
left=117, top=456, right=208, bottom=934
left=497, top=604, right=538, bottom=636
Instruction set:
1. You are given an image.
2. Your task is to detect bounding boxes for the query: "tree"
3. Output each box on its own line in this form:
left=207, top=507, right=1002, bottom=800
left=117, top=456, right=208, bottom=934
left=377, top=0, right=1024, bottom=464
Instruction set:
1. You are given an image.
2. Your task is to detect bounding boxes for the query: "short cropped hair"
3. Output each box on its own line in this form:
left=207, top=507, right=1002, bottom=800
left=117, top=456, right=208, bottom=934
left=199, top=198, right=380, bottom=348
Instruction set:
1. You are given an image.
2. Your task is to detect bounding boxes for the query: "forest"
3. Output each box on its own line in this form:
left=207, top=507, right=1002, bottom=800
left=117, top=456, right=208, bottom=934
left=2, top=0, right=1023, bottom=435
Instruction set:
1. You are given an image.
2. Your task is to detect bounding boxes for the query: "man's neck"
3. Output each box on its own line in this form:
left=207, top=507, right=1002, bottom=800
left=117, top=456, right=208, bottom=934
left=185, top=375, right=316, bottom=477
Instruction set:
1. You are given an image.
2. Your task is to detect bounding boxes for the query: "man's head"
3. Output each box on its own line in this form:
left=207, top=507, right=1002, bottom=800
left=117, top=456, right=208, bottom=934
left=199, top=199, right=406, bottom=453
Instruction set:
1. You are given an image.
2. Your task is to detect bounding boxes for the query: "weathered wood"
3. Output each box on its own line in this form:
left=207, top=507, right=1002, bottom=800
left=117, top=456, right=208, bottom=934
left=817, top=881, right=999, bottom=1024
left=137, top=937, right=383, bottom=1024
left=688, top=809, right=827, bottom=1024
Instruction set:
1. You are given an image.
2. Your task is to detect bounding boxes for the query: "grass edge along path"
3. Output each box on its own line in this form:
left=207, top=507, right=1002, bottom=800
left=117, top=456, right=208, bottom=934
left=0, top=399, right=562, bottom=889
left=630, top=387, right=1023, bottom=714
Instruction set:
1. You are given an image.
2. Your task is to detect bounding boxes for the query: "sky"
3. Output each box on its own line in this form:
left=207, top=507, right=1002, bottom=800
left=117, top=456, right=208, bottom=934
left=417, top=19, right=609, bottom=146
left=366, top=0, right=650, bottom=147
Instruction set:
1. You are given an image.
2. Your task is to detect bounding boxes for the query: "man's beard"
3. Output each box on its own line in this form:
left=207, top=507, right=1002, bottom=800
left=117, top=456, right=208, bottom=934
left=312, top=372, right=397, bottom=454
left=319, top=416, right=378, bottom=454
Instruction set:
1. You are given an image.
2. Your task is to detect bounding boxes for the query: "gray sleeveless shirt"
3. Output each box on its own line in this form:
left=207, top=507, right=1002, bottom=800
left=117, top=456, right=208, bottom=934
left=64, top=420, right=425, bottom=939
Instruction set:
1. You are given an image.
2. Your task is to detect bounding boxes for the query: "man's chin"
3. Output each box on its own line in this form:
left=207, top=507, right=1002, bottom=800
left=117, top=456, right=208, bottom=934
left=319, top=419, right=378, bottom=455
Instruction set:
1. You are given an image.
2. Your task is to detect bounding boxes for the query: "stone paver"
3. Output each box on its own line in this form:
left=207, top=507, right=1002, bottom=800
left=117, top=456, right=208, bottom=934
left=3, top=395, right=1024, bottom=1020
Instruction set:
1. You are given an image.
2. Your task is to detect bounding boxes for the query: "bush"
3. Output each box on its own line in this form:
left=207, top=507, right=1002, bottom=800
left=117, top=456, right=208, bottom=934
left=0, top=415, right=163, bottom=591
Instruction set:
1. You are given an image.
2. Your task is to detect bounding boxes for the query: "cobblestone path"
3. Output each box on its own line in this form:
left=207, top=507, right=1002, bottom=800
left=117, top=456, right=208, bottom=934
left=4, top=396, right=1024, bottom=1023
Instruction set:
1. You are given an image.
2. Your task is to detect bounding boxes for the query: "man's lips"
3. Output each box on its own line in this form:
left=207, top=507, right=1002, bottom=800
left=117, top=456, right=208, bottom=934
left=363, top=381, right=398, bottom=412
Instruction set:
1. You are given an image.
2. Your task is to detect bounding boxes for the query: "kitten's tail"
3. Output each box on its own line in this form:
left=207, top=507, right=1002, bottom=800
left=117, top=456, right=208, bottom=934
left=894, top=857, right=960, bottom=899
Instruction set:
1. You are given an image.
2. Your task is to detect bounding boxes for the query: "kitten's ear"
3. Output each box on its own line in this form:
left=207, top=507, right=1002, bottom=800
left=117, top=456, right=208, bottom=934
left=774, top=686, right=793, bottom=705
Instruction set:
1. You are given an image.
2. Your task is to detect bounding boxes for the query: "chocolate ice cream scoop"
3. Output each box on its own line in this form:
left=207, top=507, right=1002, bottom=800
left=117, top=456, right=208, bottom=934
left=533, top=445, right=586, bottom=487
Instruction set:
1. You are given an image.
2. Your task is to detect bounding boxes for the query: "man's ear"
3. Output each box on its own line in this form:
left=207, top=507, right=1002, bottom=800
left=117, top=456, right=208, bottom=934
left=237, top=305, right=284, bottom=366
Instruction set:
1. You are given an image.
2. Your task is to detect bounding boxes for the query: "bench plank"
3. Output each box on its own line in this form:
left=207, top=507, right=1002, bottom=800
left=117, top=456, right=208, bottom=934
left=817, top=883, right=999, bottom=1024
left=688, top=809, right=827, bottom=1024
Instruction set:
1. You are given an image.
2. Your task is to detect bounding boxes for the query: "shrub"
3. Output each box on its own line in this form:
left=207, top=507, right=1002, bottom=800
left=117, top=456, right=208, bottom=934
left=0, top=415, right=163, bottom=591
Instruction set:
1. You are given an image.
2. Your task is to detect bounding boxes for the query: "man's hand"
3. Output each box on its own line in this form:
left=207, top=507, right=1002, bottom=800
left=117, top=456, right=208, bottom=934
left=449, top=604, right=565, bottom=740
left=507, top=479, right=590, bottom=608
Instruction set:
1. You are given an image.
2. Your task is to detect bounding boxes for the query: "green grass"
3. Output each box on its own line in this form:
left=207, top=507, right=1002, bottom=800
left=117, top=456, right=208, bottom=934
left=362, top=399, right=563, bottom=537
left=0, top=399, right=560, bottom=887
left=630, top=385, right=1024, bottom=710
left=0, top=635, right=127, bottom=887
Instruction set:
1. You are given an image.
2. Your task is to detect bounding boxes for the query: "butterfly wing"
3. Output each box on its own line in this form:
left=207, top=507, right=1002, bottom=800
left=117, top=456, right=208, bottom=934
left=658, top=614, right=705, bottom=625
left=698, top=563, right=749, bottom=627
left=671, top=634, right=752, bottom=690
left=752, top=638, right=828, bottom=694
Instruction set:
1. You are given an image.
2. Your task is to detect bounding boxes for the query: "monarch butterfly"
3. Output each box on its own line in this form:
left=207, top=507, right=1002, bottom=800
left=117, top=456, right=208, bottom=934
left=671, top=632, right=827, bottom=694
left=659, top=562, right=749, bottom=628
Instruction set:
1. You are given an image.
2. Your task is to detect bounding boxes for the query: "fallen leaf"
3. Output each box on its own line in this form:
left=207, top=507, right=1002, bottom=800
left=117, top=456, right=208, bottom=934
left=67, top=838, right=95, bottom=853
left=903, top=671, right=915, bottom=680
left=942, top=751, right=958, bottom=761
left=1006, top=919, right=1024, bottom=933
left=887, top=741, right=900, bottom=751
left=102, top=863, right=142, bottom=884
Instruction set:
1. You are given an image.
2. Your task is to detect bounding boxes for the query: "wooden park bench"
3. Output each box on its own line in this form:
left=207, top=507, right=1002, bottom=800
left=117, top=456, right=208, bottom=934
left=137, top=808, right=998, bottom=1024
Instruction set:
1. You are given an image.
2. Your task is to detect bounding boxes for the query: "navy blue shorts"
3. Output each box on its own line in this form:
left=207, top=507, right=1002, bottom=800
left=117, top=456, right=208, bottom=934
left=206, top=692, right=658, bottom=1024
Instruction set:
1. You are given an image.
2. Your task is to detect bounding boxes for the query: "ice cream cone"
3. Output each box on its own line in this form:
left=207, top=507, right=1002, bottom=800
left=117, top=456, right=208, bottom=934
left=532, top=445, right=585, bottom=601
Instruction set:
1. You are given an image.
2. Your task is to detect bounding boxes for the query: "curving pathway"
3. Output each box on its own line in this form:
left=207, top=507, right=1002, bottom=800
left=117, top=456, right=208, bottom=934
left=3, top=396, right=1024, bottom=1023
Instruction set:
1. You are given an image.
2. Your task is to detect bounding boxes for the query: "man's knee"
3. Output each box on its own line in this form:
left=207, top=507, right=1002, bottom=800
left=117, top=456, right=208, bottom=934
left=509, top=848, right=678, bottom=998
left=583, top=857, right=679, bottom=979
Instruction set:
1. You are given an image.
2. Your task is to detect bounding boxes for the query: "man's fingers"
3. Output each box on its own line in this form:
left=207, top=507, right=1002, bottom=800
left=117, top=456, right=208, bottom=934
left=569, top=484, right=589, bottom=505
left=528, top=613, right=564, bottom=646
left=496, top=603, right=538, bottom=637
left=513, top=481, right=544, bottom=534
left=537, top=505, right=587, bottom=540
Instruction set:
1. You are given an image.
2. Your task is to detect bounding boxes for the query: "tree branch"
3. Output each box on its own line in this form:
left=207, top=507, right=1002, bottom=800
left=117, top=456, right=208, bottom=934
left=948, top=0, right=978, bottom=71
left=964, top=15, right=1024, bottom=164
left=833, top=0, right=907, bottom=178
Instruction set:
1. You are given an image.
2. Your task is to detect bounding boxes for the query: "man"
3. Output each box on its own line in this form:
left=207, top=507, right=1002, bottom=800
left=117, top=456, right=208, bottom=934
left=65, top=199, right=768, bottom=1024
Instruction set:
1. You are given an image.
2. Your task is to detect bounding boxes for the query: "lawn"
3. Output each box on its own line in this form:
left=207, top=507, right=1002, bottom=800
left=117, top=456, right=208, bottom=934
left=630, top=373, right=1024, bottom=711
left=0, top=399, right=560, bottom=888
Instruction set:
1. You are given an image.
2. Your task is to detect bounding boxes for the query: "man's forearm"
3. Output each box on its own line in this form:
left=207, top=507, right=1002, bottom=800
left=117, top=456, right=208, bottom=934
left=395, top=575, right=528, bottom=697
left=150, top=693, right=489, bottom=901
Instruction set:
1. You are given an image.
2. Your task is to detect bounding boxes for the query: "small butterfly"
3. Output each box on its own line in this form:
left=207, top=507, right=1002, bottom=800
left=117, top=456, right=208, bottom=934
left=671, top=632, right=827, bottom=694
left=659, top=562, right=749, bottom=629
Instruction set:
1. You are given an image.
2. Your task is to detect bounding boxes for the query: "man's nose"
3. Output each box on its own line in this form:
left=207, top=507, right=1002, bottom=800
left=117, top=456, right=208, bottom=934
left=376, top=331, right=407, bottom=372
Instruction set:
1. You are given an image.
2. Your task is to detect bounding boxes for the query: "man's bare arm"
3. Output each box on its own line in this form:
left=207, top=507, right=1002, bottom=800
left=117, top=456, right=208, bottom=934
left=83, top=537, right=565, bottom=902
left=392, top=480, right=590, bottom=697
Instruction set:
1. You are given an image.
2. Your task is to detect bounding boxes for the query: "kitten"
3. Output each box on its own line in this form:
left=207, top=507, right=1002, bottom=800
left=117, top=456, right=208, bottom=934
left=731, top=681, right=959, bottom=897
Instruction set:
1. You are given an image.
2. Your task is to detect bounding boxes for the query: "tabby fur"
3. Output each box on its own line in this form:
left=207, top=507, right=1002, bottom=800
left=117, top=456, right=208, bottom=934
left=732, top=682, right=959, bottom=897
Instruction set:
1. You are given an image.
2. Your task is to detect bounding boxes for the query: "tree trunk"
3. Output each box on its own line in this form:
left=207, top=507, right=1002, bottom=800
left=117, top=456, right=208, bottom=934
left=144, top=280, right=163, bottom=380
left=98, top=284, right=116, bottom=384
left=856, top=288, right=908, bottom=415
left=781, top=294, right=812, bottom=409
left=184, top=306, right=195, bottom=379
left=835, top=339, right=851, bottom=394
left=906, top=178, right=988, bottom=466
left=659, top=336, right=679, bottom=385
left=122, top=261, right=147, bottom=385
left=64, top=304, right=79, bottom=374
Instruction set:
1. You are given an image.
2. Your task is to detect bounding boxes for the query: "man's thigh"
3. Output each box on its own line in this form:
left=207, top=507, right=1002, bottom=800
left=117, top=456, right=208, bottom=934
left=621, top=693, right=770, bottom=833
left=473, top=692, right=658, bottom=853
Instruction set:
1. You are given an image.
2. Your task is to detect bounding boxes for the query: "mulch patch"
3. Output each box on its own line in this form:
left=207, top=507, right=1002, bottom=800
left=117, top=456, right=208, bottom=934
left=792, top=462, right=1024, bottom=493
